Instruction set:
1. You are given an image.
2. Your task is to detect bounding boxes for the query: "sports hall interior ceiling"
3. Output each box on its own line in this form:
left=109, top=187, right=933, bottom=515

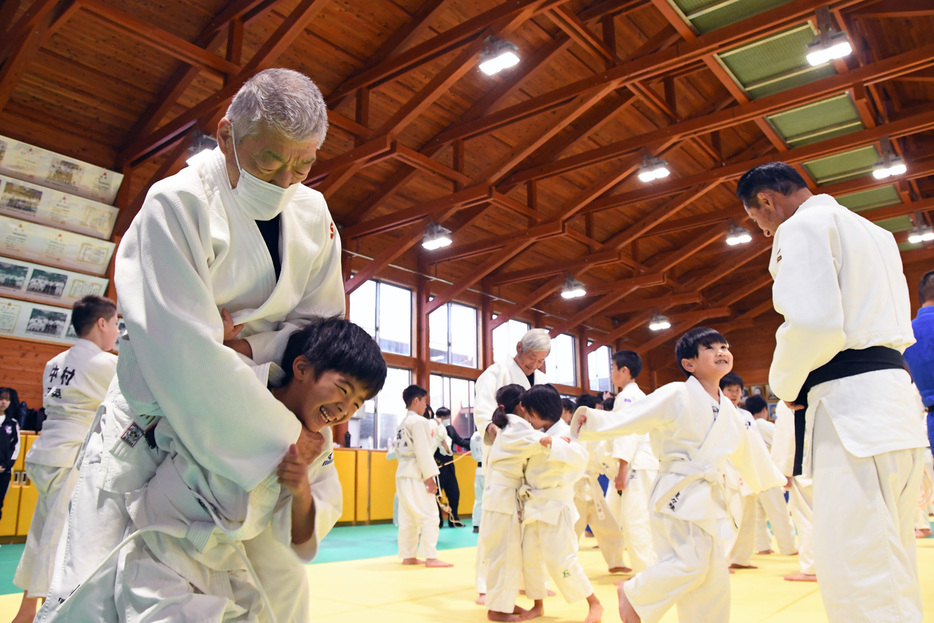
left=1, top=0, right=933, bottom=367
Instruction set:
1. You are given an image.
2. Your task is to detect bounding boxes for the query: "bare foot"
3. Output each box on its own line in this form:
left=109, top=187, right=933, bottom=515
left=729, top=563, right=757, bottom=570
left=584, top=593, right=603, bottom=623
left=617, top=582, right=641, bottom=623
left=425, top=558, right=453, bottom=567
left=728, top=568, right=734, bottom=574
left=609, top=566, right=632, bottom=573
left=915, top=528, right=932, bottom=538
left=476, top=593, right=486, bottom=605
left=784, top=572, right=818, bottom=582
left=757, top=549, right=773, bottom=555
left=402, top=557, right=424, bottom=565
left=487, top=606, right=528, bottom=622
left=521, top=599, right=544, bottom=620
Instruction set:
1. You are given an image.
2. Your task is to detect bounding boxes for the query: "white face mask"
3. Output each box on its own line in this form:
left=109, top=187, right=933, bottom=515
left=227, top=125, right=299, bottom=220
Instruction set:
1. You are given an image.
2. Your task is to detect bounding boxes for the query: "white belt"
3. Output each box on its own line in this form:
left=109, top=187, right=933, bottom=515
left=654, top=460, right=724, bottom=514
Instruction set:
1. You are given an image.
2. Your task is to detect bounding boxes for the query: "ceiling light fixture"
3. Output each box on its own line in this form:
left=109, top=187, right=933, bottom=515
left=872, top=137, right=908, bottom=180
left=908, top=225, right=934, bottom=244
left=648, top=313, right=671, bottom=331
left=421, top=222, right=452, bottom=251
left=479, top=39, right=520, bottom=76
left=637, top=156, right=670, bottom=183
left=560, top=278, right=587, bottom=299
left=805, top=7, right=852, bottom=67
left=725, top=225, right=752, bottom=246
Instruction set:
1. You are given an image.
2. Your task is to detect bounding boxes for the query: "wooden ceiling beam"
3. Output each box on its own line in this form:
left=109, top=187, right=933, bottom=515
left=325, top=0, right=556, bottom=104
left=608, top=292, right=702, bottom=316
left=344, top=223, right=425, bottom=296
left=636, top=307, right=733, bottom=354
left=428, top=220, right=564, bottom=264
left=0, top=0, right=70, bottom=113
left=852, top=0, right=934, bottom=19
left=547, top=5, right=617, bottom=66
left=491, top=192, right=547, bottom=223
left=506, top=42, right=934, bottom=186
left=306, top=136, right=394, bottom=184
left=491, top=275, right=567, bottom=330
left=429, top=0, right=861, bottom=149
left=119, top=0, right=328, bottom=166
left=488, top=250, right=622, bottom=287
left=582, top=106, right=934, bottom=215
left=717, top=273, right=773, bottom=307
left=0, top=0, right=61, bottom=64
left=395, top=144, right=472, bottom=186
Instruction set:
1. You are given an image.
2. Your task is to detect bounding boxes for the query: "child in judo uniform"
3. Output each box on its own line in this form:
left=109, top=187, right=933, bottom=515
left=519, top=384, right=603, bottom=623
left=482, top=384, right=546, bottom=622
left=42, top=317, right=387, bottom=623
left=12, top=295, right=119, bottom=623
left=393, top=386, right=453, bottom=568
left=571, top=327, right=785, bottom=623
left=604, top=350, right=657, bottom=573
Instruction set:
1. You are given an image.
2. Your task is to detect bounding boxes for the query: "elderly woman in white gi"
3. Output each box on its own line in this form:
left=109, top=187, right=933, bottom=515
left=38, top=69, right=346, bottom=623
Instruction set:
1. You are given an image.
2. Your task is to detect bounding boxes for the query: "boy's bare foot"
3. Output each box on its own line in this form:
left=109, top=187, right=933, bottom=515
left=757, top=549, right=773, bottom=555
left=784, top=572, right=817, bottom=582
left=609, top=566, right=632, bottom=573
left=729, top=563, right=757, bottom=569
left=402, top=557, right=423, bottom=565
left=617, top=582, right=641, bottom=623
left=425, top=558, right=453, bottom=567
left=915, top=527, right=932, bottom=538
left=584, top=593, right=603, bottom=623
left=476, top=593, right=486, bottom=605
left=487, top=606, right=527, bottom=622
left=518, top=589, right=556, bottom=597
left=521, top=599, right=544, bottom=620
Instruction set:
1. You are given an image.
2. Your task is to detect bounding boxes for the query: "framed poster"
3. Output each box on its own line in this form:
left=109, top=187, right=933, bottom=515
left=0, top=175, right=118, bottom=239
left=0, top=215, right=115, bottom=275
left=0, top=296, right=78, bottom=346
left=0, top=135, right=123, bottom=205
left=0, top=256, right=108, bottom=306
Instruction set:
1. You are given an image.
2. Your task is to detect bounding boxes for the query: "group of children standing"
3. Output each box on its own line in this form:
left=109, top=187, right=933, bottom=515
left=391, top=326, right=817, bottom=623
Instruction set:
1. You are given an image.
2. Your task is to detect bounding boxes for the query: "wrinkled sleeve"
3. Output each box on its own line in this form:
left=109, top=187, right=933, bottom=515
left=245, top=214, right=345, bottom=365
left=769, top=216, right=847, bottom=401
left=770, top=404, right=796, bottom=477
left=116, top=189, right=301, bottom=491
left=727, top=411, right=786, bottom=493
left=474, top=365, right=501, bottom=435
left=291, top=458, right=342, bottom=562
left=412, top=418, right=440, bottom=480
left=546, top=437, right=588, bottom=471
left=572, top=384, right=682, bottom=441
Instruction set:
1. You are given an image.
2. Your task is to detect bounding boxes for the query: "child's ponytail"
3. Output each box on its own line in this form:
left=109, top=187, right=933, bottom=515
left=492, top=384, right=525, bottom=429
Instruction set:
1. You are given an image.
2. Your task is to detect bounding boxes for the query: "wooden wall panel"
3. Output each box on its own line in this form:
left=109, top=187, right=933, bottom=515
left=0, top=337, right=66, bottom=409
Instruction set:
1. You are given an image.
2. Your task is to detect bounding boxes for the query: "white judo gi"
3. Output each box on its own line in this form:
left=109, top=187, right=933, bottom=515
left=572, top=376, right=785, bottom=623
left=751, top=417, right=796, bottom=555
left=521, top=419, right=593, bottom=603
left=470, top=430, right=484, bottom=526
left=14, top=338, right=117, bottom=597
left=604, top=382, right=658, bottom=572
left=473, top=359, right=546, bottom=591
left=394, top=411, right=440, bottom=560
left=772, top=403, right=815, bottom=575
left=39, top=146, right=345, bottom=623
left=767, top=193, right=928, bottom=622
left=573, top=436, right=627, bottom=570
left=727, top=407, right=762, bottom=566
left=481, top=413, right=546, bottom=614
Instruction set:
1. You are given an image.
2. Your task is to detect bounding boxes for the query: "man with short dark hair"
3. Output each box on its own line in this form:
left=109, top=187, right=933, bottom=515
left=739, top=161, right=927, bottom=622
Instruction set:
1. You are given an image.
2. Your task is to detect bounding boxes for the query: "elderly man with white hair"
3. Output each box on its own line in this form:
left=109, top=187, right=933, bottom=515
left=39, top=68, right=345, bottom=623
left=472, top=328, right=551, bottom=599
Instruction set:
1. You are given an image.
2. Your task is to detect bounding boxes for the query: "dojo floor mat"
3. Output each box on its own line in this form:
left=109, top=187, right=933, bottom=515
left=0, top=523, right=931, bottom=621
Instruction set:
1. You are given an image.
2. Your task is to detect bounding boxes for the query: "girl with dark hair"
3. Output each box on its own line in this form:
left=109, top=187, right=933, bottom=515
left=481, top=384, right=548, bottom=622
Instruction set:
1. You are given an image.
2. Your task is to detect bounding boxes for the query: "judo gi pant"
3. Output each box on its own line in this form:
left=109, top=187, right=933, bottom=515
left=14, top=462, right=78, bottom=596
left=473, top=468, right=484, bottom=526
left=573, top=476, right=626, bottom=569
left=754, top=486, right=797, bottom=555
left=396, top=476, right=439, bottom=559
left=481, top=510, right=521, bottom=614
left=812, top=406, right=924, bottom=623
left=604, top=468, right=657, bottom=572
left=728, top=494, right=758, bottom=566
left=788, top=477, right=815, bottom=575
left=522, top=508, right=592, bottom=603
left=624, top=514, right=730, bottom=623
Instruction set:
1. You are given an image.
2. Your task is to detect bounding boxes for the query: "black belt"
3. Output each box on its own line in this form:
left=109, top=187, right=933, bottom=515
left=792, top=346, right=905, bottom=476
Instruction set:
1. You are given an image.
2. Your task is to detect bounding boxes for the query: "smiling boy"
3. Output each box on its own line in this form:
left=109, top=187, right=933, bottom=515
left=571, top=328, right=784, bottom=623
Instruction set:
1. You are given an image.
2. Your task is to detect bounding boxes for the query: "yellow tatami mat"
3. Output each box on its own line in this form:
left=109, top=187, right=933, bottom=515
left=0, top=535, right=931, bottom=621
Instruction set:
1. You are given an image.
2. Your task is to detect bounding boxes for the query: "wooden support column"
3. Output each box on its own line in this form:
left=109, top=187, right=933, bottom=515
left=481, top=294, right=493, bottom=370
left=415, top=275, right=430, bottom=388
left=577, top=325, right=589, bottom=392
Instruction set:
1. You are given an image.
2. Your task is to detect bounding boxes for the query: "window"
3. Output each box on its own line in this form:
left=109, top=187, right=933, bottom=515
left=588, top=344, right=612, bottom=393
left=428, top=302, right=478, bottom=368
left=491, top=318, right=530, bottom=364
left=430, top=374, right=477, bottom=440
left=545, top=333, right=576, bottom=386
left=349, top=279, right=412, bottom=355
left=348, top=367, right=411, bottom=449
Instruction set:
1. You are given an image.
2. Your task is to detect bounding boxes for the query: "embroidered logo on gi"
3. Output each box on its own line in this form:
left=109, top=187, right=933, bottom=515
left=329, top=222, right=335, bottom=239
left=776, top=249, right=782, bottom=263
left=668, top=491, right=681, bottom=511
left=121, top=422, right=145, bottom=447
left=562, top=570, right=570, bottom=578
left=322, top=453, right=334, bottom=466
